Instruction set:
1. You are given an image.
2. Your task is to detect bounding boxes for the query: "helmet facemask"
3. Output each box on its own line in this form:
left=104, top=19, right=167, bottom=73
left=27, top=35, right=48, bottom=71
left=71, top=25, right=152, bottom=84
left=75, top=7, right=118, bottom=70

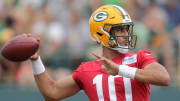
left=107, top=23, right=137, bottom=50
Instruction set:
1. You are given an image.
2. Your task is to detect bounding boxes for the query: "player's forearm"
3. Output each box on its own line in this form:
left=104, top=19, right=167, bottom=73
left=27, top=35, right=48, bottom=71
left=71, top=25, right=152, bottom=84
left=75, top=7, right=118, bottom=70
left=134, top=68, right=170, bottom=86
left=117, top=63, right=170, bottom=86
left=29, top=57, right=60, bottom=100
left=43, top=87, right=60, bottom=101
left=34, top=72, right=59, bottom=100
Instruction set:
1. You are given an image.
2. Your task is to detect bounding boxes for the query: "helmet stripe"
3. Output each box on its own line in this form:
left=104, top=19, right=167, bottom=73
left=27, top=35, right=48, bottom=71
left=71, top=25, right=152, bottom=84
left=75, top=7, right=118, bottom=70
left=112, top=5, right=132, bottom=22
left=112, top=5, right=127, bottom=19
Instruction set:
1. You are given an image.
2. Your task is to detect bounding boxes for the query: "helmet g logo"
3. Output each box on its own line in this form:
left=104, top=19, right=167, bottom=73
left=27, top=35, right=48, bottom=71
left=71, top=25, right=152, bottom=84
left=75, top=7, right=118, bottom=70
left=94, top=11, right=108, bottom=22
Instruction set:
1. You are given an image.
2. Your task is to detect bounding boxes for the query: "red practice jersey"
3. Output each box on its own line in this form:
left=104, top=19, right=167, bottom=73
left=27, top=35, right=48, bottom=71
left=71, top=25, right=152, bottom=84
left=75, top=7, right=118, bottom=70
left=72, top=50, right=156, bottom=101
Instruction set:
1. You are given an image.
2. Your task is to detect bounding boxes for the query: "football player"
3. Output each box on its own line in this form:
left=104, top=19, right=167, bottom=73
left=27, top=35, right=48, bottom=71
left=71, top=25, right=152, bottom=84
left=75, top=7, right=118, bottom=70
left=29, top=5, right=170, bottom=101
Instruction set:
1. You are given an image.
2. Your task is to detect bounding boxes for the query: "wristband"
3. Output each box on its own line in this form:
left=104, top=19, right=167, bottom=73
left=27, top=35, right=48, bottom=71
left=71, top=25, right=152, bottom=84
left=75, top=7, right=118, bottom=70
left=29, top=56, right=45, bottom=75
left=118, top=65, right=137, bottom=79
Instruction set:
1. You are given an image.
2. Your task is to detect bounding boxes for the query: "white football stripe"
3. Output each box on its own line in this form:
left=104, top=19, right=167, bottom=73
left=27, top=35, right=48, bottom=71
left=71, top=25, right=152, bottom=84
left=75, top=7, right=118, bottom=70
left=108, top=76, right=117, bottom=101
left=123, top=77, right=133, bottom=101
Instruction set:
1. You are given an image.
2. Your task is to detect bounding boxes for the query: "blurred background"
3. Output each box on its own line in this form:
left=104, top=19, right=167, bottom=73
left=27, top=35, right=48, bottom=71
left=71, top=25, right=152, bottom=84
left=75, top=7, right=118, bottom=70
left=0, top=0, right=180, bottom=101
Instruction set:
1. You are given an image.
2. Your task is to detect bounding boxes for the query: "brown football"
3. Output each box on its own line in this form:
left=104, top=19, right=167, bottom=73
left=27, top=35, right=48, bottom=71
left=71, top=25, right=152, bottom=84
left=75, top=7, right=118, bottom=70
left=1, top=34, right=39, bottom=62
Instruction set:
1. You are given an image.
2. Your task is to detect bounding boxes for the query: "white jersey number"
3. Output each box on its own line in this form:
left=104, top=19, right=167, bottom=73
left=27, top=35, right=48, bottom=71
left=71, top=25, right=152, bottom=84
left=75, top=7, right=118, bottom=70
left=93, top=74, right=133, bottom=101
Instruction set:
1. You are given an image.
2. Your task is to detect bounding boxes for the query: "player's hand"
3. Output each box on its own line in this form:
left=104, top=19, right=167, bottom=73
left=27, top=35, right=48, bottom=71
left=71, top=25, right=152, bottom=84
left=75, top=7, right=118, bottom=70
left=92, top=53, right=119, bottom=75
left=30, top=50, right=39, bottom=60
left=26, top=34, right=40, bottom=61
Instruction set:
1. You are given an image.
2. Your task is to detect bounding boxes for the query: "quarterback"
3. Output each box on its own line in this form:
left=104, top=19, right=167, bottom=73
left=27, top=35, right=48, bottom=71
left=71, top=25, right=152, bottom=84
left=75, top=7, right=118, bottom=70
left=29, top=5, right=170, bottom=101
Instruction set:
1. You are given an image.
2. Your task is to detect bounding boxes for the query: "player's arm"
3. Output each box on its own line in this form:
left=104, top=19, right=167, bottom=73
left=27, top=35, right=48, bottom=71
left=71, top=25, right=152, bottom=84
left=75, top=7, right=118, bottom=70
left=30, top=53, right=81, bottom=101
left=134, top=62, right=170, bottom=86
left=92, top=53, right=170, bottom=86
left=34, top=73, right=80, bottom=101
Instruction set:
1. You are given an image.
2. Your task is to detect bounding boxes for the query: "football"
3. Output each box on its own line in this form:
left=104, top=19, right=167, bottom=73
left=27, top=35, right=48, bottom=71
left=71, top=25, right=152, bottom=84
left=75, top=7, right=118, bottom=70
left=1, top=34, right=39, bottom=62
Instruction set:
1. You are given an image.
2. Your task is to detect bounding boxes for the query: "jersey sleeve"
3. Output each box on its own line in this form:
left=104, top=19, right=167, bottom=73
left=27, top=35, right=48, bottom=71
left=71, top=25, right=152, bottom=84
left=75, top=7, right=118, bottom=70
left=137, top=50, right=157, bottom=69
left=72, top=63, right=84, bottom=89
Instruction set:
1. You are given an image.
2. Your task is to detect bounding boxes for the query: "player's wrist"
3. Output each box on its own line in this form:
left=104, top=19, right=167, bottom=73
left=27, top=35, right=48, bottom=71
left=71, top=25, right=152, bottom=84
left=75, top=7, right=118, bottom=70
left=29, top=56, right=45, bottom=75
left=118, top=65, right=137, bottom=79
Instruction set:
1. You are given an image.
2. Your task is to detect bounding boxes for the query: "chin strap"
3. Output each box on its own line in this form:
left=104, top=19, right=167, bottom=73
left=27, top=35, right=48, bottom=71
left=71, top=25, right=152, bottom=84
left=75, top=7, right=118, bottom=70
left=116, top=48, right=129, bottom=54
left=111, top=43, right=129, bottom=54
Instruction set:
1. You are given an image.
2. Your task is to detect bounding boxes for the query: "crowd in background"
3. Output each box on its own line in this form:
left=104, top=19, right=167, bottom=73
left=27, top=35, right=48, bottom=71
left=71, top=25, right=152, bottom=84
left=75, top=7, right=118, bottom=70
left=0, top=0, right=180, bottom=89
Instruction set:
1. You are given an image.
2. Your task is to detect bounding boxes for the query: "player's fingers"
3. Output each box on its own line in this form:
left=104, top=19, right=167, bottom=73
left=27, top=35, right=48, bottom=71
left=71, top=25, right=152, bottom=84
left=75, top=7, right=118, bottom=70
left=92, top=52, right=100, bottom=58
left=34, top=35, right=40, bottom=42
left=92, top=52, right=108, bottom=61
left=27, top=34, right=32, bottom=37
left=102, top=65, right=105, bottom=70
left=36, top=37, right=40, bottom=43
left=30, top=50, right=39, bottom=60
left=102, top=58, right=113, bottom=66
left=26, top=33, right=40, bottom=43
left=102, top=65, right=109, bottom=71
left=91, top=52, right=103, bottom=60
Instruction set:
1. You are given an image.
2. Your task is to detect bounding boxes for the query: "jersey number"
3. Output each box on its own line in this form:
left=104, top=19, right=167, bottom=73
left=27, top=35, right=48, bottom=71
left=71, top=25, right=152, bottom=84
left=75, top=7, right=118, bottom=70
left=93, top=74, right=133, bottom=101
